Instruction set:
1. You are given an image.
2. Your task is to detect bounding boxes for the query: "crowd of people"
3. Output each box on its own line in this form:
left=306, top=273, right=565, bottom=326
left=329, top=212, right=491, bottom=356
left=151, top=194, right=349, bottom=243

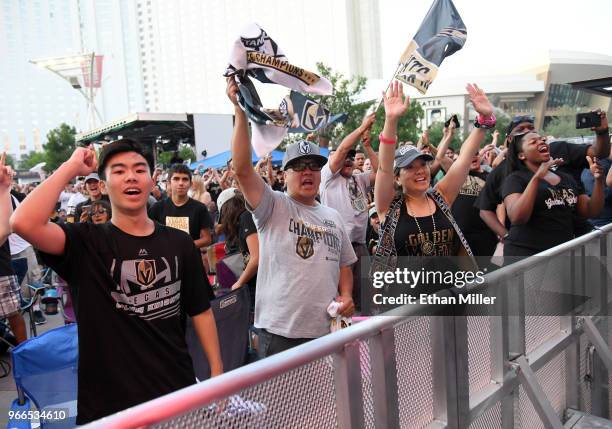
left=0, top=78, right=610, bottom=423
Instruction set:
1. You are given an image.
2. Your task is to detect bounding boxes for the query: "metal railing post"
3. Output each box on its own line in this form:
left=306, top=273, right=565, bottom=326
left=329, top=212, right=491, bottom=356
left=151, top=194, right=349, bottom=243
left=502, top=274, right=526, bottom=429
left=333, top=342, right=365, bottom=429
left=369, top=327, right=400, bottom=429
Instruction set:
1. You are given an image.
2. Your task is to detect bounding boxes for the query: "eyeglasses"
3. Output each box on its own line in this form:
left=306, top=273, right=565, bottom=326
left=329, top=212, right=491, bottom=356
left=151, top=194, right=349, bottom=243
left=92, top=209, right=108, bottom=215
left=288, top=160, right=322, bottom=172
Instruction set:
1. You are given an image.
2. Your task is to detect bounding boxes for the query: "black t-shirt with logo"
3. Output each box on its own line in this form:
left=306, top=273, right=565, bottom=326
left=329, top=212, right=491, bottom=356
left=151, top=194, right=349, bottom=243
left=148, top=198, right=213, bottom=242
left=452, top=170, right=497, bottom=256
left=476, top=141, right=590, bottom=210
left=501, top=169, right=584, bottom=256
left=39, top=222, right=212, bottom=424
left=475, top=141, right=593, bottom=235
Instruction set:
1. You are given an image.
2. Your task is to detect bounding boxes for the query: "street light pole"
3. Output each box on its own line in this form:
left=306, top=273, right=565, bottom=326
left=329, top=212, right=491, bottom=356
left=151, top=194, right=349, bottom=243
left=30, top=53, right=104, bottom=129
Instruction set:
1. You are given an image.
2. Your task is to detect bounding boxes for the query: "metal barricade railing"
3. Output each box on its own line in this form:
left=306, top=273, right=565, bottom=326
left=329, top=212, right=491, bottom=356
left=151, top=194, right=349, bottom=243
left=84, top=225, right=612, bottom=429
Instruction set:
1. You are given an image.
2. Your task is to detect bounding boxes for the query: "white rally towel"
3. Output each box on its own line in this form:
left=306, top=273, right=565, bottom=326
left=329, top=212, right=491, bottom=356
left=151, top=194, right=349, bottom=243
left=224, top=23, right=333, bottom=156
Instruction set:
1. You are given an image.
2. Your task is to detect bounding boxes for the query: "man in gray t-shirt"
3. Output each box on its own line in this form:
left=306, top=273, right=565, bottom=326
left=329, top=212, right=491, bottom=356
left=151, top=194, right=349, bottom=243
left=226, top=77, right=356, bottom=357
left=320, top=114, right=378, bottom=310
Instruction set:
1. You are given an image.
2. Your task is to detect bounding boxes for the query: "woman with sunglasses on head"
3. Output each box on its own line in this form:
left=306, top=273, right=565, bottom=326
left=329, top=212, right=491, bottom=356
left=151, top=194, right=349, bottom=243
left=374, top=82, right=494, bottom=270
left=501, top=129, right=605, bottom=257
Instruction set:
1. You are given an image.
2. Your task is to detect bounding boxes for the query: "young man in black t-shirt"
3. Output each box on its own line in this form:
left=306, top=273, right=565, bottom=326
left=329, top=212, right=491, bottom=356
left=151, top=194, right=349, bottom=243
left=11, top=140, right=222, bottom=425
left=148, top=164, right=213, bottom=250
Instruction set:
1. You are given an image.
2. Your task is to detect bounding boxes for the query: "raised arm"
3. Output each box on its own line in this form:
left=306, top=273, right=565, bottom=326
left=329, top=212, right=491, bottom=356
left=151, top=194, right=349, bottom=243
left=374, top=81, right=410, bottom=221
left=430, top=124, right=455, bottom=177
left=587, top=111, right=610, bottom=159
left=435, top=84, right=492, bottom=206
left=0, top=153, right=13, bottom=244
left=265, top=155, right=275, bottom=185
left=576, top=156, right=605, bottom=218
left=226, top=77, right=265, bottom=209
left=328, top=113, right=375, bottom=174
left=362, top=128, right=378, bottom=185
left=11, top=147, right=97, bottom=255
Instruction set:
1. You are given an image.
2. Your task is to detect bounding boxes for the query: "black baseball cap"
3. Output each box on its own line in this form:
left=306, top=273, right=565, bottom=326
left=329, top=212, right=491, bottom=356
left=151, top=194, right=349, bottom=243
left=97, top=139, right=155, bottom=178
left=505, top=115, right=535, bottom=137
left=394, top=145, right=434, bottom=170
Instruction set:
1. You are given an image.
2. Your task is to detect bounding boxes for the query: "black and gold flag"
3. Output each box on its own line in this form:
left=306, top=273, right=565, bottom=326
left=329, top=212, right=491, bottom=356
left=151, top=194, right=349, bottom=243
left=394, top=0, right=467, bottom=94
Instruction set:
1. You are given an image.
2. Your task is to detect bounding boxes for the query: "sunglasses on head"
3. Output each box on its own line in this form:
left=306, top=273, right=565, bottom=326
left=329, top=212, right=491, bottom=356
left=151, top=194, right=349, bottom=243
left=510, top=115, right=534, bottom=127
left=288, top=159, right=322, bottom=172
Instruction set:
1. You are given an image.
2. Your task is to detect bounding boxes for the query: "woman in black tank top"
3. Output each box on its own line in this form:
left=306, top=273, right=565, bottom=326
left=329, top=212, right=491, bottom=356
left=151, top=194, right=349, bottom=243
left=375, top=82, right=495, bottom=258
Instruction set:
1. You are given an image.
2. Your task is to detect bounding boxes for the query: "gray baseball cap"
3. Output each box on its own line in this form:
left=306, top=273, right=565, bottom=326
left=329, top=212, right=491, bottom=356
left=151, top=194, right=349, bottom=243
left=84, top=172, right=100, bottom=183
left=394, top=145, right=434, bottom=170
left=282, top=140, right=328, bottom=171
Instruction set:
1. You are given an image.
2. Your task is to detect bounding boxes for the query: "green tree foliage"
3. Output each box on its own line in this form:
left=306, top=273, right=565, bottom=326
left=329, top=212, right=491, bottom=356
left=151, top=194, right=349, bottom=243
left=43, top=123, right=77, bottom=172
left=369, top=100, right=424, bottom=150
left=489, top=113, right=511, bottom=147
left=18, top=151, right=47, bottom=170
left=4, top=154, right=15, bottom=168
left=543, top=105, right=585, bottom=139
left=281, top=62, right=425, bottom=151
left=157, top=144, right=197, bottom=166
left=426, top=122, right=462, bottom=151
left=311, top=62, right=372, bottom=144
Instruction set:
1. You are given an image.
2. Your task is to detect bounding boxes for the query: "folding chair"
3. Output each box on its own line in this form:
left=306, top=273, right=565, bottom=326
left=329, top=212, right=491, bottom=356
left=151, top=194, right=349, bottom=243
left=186, top=286, right=250, bottom=380
left=8, top=323, right=78, bottom=428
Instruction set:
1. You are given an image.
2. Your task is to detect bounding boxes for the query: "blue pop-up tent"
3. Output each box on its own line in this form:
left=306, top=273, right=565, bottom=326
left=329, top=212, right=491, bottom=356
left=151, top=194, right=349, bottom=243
left=190, top=147, right=329, bottom=171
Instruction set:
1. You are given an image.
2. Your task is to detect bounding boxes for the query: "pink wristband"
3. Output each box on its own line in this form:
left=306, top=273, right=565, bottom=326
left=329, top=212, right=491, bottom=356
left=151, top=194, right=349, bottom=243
left=476, top=113, right=497, bottom=128
left=379, top=133, right=397, bottom=145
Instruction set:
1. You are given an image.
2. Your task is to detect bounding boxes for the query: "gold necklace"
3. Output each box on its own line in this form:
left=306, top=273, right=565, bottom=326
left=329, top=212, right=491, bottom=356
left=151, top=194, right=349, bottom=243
left=406, top=196, right=437, bottom=256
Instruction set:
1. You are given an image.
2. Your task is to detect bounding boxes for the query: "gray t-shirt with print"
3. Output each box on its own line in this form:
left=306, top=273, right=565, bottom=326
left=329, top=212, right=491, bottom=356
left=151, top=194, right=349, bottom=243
left=249, top=185, right=357, bottom=338
left=320, top=164, right=371, bottom=244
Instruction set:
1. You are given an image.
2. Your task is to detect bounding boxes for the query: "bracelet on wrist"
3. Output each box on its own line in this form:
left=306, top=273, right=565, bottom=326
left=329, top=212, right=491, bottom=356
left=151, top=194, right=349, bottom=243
left=378, top=133, right=397, bottom=145
left=474, top=113, right=497, bottom=129
left=596, top=128, right=609, bottom=136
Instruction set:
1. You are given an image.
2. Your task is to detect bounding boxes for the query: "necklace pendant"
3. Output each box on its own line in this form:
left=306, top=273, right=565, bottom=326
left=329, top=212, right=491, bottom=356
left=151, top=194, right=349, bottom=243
left=421, top=240, right=435, bottom=255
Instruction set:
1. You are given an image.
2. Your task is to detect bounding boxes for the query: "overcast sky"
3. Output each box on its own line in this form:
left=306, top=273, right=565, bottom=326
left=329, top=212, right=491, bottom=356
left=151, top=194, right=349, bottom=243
left=378, top=0, right=612, bottom=81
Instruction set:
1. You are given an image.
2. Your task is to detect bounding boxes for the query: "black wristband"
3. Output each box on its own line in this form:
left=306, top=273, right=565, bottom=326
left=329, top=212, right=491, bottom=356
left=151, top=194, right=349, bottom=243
left=596, top=128, right=609, bottom=136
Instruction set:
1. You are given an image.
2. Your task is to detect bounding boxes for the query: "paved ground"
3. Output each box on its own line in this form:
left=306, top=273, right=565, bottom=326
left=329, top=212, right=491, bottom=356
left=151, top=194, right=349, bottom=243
left=0, top=309, right=65, bottom=428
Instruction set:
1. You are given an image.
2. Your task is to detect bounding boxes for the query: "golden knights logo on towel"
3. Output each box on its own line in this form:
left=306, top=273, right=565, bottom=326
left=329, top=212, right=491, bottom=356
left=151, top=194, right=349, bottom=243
left=224, top=23, right=332, bottom=95
left=224, top=23, right=334, bottom=156
left=394, top=0, right=467, bottom=94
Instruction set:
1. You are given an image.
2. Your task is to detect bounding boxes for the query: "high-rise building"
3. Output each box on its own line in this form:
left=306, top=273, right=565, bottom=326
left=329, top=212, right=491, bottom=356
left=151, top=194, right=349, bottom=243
left=0, top=0, right=83, bottom=159
left=136, top=0, right=383, bottom=115
left=1, top=0, right=145, bottom=160
left=3, top=0, right=382, bottom=159
left=76, top=0, right=146, bottom=122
